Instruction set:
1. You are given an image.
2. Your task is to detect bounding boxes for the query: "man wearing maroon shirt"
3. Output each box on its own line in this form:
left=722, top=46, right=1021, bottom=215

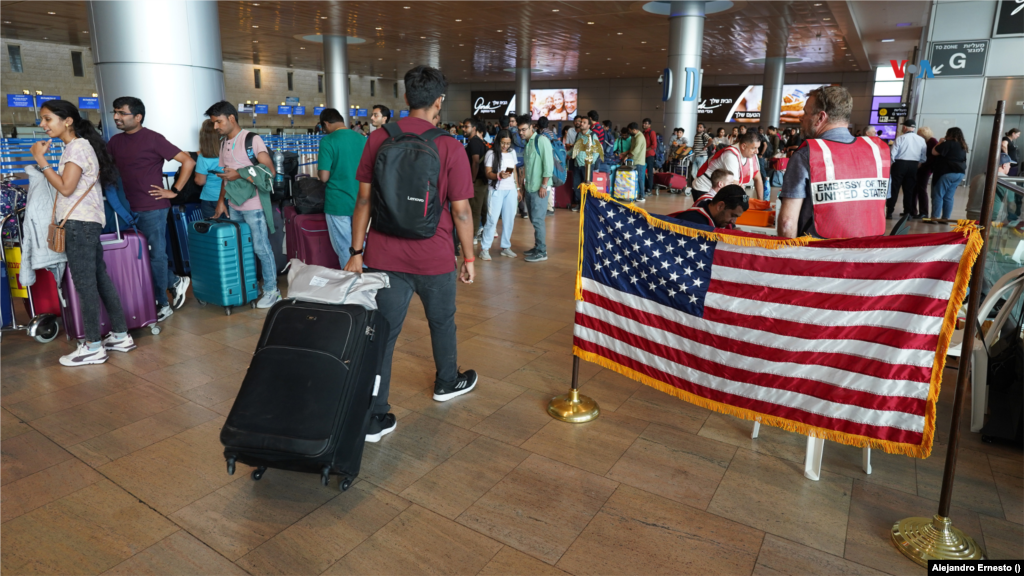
left=344, top=66, right=478, bottom=443
left=642, top=118, right=658, bottom=197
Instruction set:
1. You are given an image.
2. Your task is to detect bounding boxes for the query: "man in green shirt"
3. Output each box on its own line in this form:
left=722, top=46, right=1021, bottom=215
left=317, top=108, right=366, bottom=262
left=518, top=115, right=553, bottom=262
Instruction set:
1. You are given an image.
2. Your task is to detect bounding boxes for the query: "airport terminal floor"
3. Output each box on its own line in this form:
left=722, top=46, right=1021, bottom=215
left=2, top=191, right=1022, bottom=575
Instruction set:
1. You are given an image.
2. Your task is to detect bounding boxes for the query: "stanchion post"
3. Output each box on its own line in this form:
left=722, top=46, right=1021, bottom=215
left=890, top=101, right=1005, bottom=566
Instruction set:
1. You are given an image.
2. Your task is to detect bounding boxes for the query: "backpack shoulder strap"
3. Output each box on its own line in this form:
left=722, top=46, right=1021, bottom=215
left=244, top=132, right=259, bottom=166
left=383, top=123, right=404, bottom=139
left=420, top=128, right=450, bottom=142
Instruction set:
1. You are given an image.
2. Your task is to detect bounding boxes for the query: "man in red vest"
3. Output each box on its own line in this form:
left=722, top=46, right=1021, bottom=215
left=777, top=86, right=890, bottom=238
left=691, top=132, right=764, bottom=203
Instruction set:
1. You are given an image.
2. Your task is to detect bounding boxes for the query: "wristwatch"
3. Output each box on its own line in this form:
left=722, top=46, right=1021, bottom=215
left=349, top=247, right=364, bottom=256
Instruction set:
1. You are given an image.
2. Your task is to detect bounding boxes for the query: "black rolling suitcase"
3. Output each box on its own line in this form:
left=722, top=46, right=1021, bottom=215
left=220, top=299, right=388, bottom=491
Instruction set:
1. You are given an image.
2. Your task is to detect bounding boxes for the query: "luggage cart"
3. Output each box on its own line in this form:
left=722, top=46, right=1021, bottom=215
left=1, top=208, right=63, bottom=343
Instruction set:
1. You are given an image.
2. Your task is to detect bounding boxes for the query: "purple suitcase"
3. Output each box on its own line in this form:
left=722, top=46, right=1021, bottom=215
left=63, top=228, right=162, bottom=339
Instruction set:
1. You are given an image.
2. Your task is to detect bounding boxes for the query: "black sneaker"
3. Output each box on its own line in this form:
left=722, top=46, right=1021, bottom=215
left=433, top=369, right=477, bottom=402
left=365, top=413, right=397, bottom=443
left=525, top=247, right=539, bottom=257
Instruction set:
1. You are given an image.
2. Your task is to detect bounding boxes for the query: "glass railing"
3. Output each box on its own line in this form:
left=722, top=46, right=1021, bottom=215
left=984, top=176, right=1024, bottom=323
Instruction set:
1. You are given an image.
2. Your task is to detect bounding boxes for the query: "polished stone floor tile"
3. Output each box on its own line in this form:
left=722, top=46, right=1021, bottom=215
left=237, top=482, right=410, bottom=576
left=844, top=479, right=982, bottom=575
left=752, top=534, right=886, bottom=576
left=5, top=370, right=147, bottom=422
left=170, top=469, right=339, bottom=561
left=615, top=384, right=712, bottom=433
left=471, top=389, right=558, bottom=446
left=502, top=349, right=602, bottom=395
left=1, top=430, right=73, bottom=486
left=360, top=412, right=478, bottom=493
left=179, top=370, right=247, bottom=409
left=557, top=484, right=764, bottom=576
left=67, top=401, right=220, bottom=467
left=467, top=309, right=569, bottom=347
left=324, top=504, right=502, bottom=576
left=400, top=436, right=530, bottom=520
left=29, top=383, right=187, bottom=447
left=707, top=448, right=853, bottom=556
left=478, top=546, right=570, bottom=576
left=979, top=513, right=1024, bottom=560
left=0, top=406, right=31, bottom=440
left=987, top=452, right=1024, bottom=522
left=98, top=418, right=235, bottom=515
left=916, top=443, right=1005, bottom=519
left=1, top=458, right=103, bottom=523
left=457, top=453, right=619, bottom=565
left=821, top=441, right=919, bottom=496
left=0, top=479, right=178, bottom=575
left=397, top=375, right=525, bottom=431
left=101, top=530, right=247, bottom=576
left=696, top=412, right=808, bottom=464
left=520, top=411, right=648, bottom=476
left=607, top=423, right=735, bottom=510
left=456, top=335, right=547, bottom=381
left=576, top=368, right=644, bottom=412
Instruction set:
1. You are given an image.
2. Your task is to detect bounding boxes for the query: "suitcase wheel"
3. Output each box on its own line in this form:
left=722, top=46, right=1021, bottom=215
left=340, top=477, right=353, bottom=492
left=30, top=315, right=60, bottom=343
left=196, top=298, right=206, bottom=308
left=321, top=466, right=331, bottom=487
left=224, top=307, right=232, bottom=316
left=226, top=457, right=236, bottom=476
left=251, top=466, right=266, bottom=481
left=250, top=301, right=257, bottom=309
left=150, top=324, right=162, bottom=335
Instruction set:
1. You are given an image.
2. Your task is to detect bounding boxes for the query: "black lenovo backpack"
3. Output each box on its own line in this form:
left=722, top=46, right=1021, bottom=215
left=371, top=123, right=449, bottom=239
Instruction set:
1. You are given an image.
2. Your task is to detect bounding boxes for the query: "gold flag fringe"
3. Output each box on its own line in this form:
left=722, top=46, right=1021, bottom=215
left=571, top=189, right=985, bottom=459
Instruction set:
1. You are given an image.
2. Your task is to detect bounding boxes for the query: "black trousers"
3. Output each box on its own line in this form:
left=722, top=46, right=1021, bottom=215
left=887, top=160, right=920, bottom=216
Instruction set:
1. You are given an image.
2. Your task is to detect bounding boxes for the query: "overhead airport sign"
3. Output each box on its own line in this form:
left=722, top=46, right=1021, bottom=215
left=928, top=40, right=988, bottom=77
left=6, top=94, right=32, bottom=107
left=293, top=106, right=305, bottom=116
left=254, top=104, right=269, bottom=114
left=313, top=106, right=325, bottom=116
left=78, top=97, right=100, bottom=110
left=877, top=104, right=908, bottom=124
left=994, top=0, right=1024, bottom=36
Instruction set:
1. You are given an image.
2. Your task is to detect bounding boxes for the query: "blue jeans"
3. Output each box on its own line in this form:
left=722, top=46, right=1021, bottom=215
left=325, top=214, right=352, bottom=265
left=228, top=206, right=277, bottom=293
left=482, top=187, right=517, bottom=251
left=135, top=207, right=177, bottom=307
left=691, top=153, right=707, bottom=180
left=200, top=200, right=218, bottom=220
left=635, top=165, right=647, bottom=199
left=931, top=172, right=963, bottom=220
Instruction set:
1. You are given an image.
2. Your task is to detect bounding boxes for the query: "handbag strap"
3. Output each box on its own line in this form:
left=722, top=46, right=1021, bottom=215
left=54, top=181, right=96, bottom=228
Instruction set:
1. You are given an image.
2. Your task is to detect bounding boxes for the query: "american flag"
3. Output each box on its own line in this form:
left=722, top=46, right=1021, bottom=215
left=574, top=193, right=980, bottom=457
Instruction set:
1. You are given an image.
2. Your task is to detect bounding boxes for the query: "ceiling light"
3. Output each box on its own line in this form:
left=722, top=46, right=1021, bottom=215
left=881, top=38, right=895, bottom=42
left=823, top=17, right=831, bottom=21
left=3, top=21, right=10, bottom=24
left=459, top=43, right=464, bottom=46
left=43, top=37, right=48, bottom=40
left=82, top=30, right=88, bottom=33
left=607, top=57, right=611, bottom=60
left=253, top=40, right=258, bottom=43
left=47, top=12, right=56, bottom=15
left=378, top=57, right=383, bottom=60
left=252, top=25, right=258, bottom=28
left=420, top=36, right=426, bottom=39
left=845, top=53, right=851, bottom=56
left=320, top=16, right=327, bottom=19
left=661, top=48, right=666, bottom=50
left=641, top=41, right=646, bottom=44
left=455, top=19, right=462, bottom=22
left=403, top=5, right=410, bottom=8
left=552, top=8, right=559, bottom=11
left=300, top=46, right=305, bottom=49
left=587, top=21, right=595, bottom=24
left=814, top=2, right=821, bottom=5
left=617, top=32, right=623, bottom=35
left=376, top=27, right=382, bottom=30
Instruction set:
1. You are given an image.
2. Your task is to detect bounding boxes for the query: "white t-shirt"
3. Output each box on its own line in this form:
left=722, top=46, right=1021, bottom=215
left=692, top=146, right=760, bottom=192
left=484, top=150, right=518, bottom=192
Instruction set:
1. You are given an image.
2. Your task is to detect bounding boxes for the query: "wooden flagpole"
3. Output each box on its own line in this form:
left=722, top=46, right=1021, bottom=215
left=890, top=100, right=1005, bottom=565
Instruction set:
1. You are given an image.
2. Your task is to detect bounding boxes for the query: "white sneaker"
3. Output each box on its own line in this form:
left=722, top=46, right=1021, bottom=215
left=500, top=248, right=517, bottom=258
left=59, top=342, right=108, bottom=367
left=157, top=305, right=174, bottom=322
left=171, top=276, right=190, bottom=309
left=256, top=290, right=282, bottom=309
left=480, top=250, right=492, bottom=261
left=102, top=333, right=136, bottom=353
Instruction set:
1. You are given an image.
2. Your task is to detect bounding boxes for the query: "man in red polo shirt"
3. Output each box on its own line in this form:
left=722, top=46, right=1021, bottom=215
left=642, top=118, right=658, bottom=197
left=345, top=65, right=477, bottom=443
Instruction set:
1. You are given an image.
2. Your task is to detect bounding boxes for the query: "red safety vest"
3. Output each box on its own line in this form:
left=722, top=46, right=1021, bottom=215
left=805, top=136, right=890, bottom=239
left=695, top=146, right=758, bottom=187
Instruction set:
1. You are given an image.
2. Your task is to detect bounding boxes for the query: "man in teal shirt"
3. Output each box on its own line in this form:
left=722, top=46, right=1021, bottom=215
left=318, top=108, right=366, bottom=262
left=518, top=115, right=553, bottom=262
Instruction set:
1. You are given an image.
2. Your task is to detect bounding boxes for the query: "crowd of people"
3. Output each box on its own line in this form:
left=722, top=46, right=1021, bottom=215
left=16, top=64, right=1016, bottom=444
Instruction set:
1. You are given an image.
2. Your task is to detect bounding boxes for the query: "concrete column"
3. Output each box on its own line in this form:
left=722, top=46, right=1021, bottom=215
left=323, top=35, right=350, bottom=118
left=761, top=10, right=791, bottom=129
left=761, top=58, right=786, bottom=129
left=663, top=1, right=705, bottom=145
left=87, top=0, right=224, bottom=151
left=515, top=68, right=531, bottom=116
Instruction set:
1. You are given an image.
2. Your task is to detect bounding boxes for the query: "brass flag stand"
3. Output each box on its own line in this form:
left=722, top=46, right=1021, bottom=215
left=890, top=101, right=1006, bottom=565
left=549, top=158, right=600, bottom=424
